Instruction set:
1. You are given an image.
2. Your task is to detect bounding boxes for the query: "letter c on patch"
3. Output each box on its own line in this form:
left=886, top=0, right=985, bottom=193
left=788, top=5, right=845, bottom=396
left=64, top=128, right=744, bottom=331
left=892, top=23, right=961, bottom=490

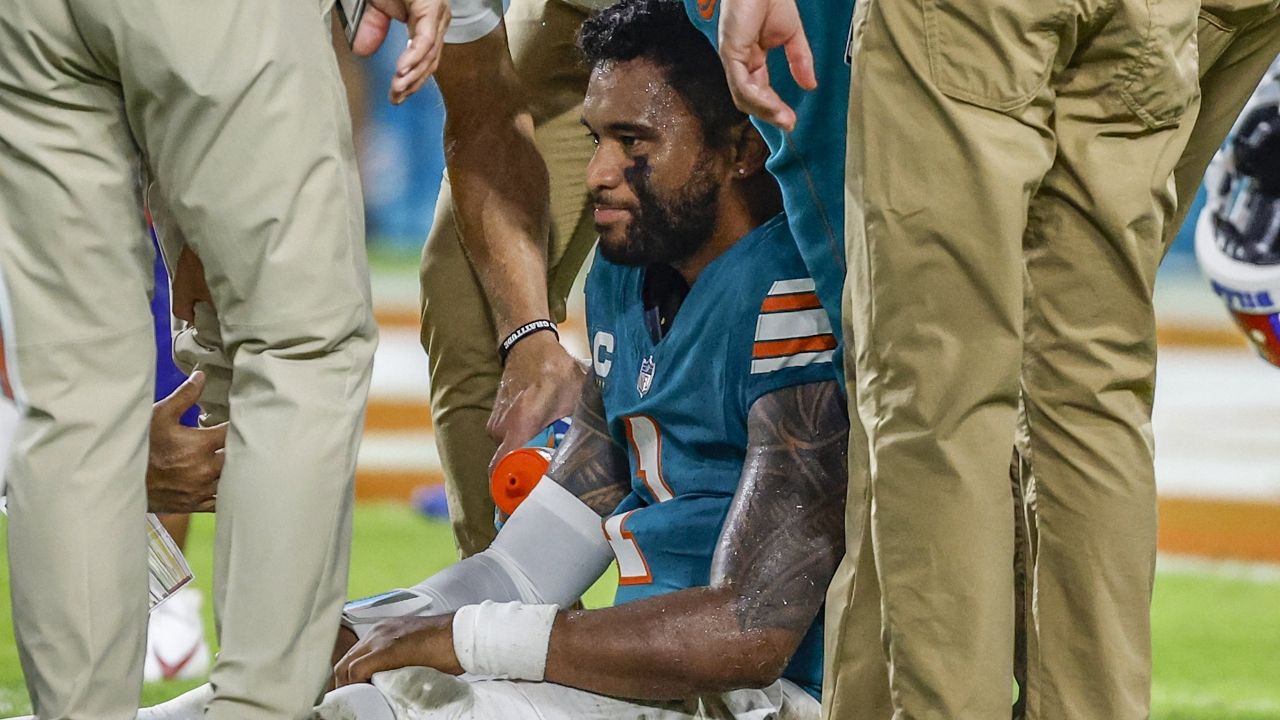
left=593, top=331, right=615, bottom=378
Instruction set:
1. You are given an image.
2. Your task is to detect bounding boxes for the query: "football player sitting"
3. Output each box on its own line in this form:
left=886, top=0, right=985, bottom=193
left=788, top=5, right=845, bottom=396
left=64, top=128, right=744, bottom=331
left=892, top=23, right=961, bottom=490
left=134, top=0, right=847, bottom=717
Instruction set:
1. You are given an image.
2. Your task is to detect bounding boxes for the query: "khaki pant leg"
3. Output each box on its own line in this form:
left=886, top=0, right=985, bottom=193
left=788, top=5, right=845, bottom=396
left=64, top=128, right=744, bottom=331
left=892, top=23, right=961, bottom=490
left=1164, top=2, right=1280, bottom=251
left=846, top=1, right=1064, bottom=715
left=1020, top=3, right=1199, bottom=717
left=821, top=474, right=894, bottom=720
left=101, top=1, right=378, bottom=716
left=420, top=184, right=503, bottom=557
left=419, top=0, right=595, bottom=558
left=0, top=4, right=153, bottom=717
left=822, top=255, right=892, bottom=719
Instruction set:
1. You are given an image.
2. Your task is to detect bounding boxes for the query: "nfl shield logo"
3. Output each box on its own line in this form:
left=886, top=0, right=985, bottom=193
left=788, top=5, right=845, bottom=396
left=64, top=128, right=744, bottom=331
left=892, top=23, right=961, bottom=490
left=636, top=355, right=656, bottom=397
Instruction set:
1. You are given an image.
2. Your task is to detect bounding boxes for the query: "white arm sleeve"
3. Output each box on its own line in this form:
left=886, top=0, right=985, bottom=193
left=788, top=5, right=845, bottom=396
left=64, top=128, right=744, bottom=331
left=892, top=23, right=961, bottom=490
left=445, top=0, right=503, bottom=44
left=342, top=478, right=613, bottom=637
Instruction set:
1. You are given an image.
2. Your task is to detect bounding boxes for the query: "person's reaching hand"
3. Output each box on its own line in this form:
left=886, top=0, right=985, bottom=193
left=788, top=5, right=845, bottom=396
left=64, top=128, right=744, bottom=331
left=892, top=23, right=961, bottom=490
left=717, top=0, right=816, bottom=131
left=354, top=0, right=453, bottom=104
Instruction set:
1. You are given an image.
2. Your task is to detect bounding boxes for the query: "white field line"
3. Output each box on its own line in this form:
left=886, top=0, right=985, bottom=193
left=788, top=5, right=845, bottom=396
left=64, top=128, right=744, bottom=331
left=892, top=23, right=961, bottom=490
left=1157, top=553, right=1280, bottom=583
left=1152, top=687, right=1280, bottom=716
left=0, top=686, right=30, bottom=716
left=357, top=431, right=439, bottom=472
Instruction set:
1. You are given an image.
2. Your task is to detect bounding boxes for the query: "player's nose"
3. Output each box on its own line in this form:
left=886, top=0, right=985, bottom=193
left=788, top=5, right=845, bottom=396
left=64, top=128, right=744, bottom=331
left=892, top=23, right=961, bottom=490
left=586, top=142, right=625, bottom=194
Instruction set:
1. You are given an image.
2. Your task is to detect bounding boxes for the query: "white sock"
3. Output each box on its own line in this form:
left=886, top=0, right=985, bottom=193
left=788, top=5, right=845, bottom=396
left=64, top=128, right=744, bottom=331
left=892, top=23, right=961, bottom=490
left=138, top=683, right=214, bottom=720
left=311, top=683, right=397, bottom=720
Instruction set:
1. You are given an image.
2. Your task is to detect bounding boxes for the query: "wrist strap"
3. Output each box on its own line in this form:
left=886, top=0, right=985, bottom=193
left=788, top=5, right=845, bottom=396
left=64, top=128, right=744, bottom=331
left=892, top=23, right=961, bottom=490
left=499, top=320, right=558, bottom=364
left=453, top=600, right=558, bottom=680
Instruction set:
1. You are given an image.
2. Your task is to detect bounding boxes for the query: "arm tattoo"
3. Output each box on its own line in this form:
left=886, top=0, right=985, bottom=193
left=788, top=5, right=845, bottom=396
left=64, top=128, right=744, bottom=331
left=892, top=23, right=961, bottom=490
left=712, top=381, right=849, bottom=635
left=545, top=376, right=632, bottom=516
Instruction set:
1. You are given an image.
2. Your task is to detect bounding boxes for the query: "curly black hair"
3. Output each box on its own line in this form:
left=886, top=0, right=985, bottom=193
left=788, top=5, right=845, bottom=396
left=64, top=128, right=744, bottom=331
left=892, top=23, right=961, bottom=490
left=578, top=0, right=747, bottom=148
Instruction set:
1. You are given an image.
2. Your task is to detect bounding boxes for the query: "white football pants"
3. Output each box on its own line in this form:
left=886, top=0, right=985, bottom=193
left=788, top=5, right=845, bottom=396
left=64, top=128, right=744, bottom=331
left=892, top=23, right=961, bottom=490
left=314, top=667, right=820, bottom=720
left=93, top=668, right=820, bottom=720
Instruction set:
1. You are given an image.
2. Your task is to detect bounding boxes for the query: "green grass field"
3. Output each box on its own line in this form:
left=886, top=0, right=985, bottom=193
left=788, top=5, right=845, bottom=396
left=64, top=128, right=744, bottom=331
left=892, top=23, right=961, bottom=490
left=0, top=503, right=1275, bottom=717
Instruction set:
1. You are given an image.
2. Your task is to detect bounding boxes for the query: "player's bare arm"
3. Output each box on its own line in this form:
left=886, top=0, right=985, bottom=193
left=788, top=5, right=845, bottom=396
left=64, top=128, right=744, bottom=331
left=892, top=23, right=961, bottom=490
left=432, top=26, right=588, bottom=463
left=718, top=381, right=848, bottom=635
left=540, top=380, right=846, bottom=699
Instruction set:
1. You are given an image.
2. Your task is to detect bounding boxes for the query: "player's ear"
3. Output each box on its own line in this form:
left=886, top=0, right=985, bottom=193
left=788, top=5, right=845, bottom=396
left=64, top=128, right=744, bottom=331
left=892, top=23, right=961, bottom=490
left=729, top=121, right=769, bottom=179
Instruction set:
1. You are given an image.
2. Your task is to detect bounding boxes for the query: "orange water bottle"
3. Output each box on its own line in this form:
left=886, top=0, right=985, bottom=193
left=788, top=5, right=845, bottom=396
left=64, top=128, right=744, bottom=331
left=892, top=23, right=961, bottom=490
left=489, top=446, right=553, bottom=517
left=489, top=418, right=571, bottom=526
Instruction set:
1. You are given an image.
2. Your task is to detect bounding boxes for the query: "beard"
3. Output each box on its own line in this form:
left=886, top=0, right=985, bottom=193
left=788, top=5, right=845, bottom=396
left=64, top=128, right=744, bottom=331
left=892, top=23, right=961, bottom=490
left=597, top=153, right=721, bottom=267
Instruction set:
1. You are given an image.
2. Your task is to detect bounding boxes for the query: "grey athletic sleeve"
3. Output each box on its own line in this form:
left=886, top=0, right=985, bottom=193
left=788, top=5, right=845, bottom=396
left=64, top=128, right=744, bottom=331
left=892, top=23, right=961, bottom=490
left=445, top=0, right=503, bottom=43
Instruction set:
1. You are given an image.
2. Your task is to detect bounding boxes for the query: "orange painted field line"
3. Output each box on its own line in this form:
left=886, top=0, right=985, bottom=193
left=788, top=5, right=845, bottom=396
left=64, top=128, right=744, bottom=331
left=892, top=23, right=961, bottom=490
left=356, top=468, right=443, bottom=502
left=374, top=306, right=422, bottom=329
left=1157, top=497, right=1280, bottom=564
left=374, top=306, right=588, bottom=337
left=1156, top=325, right=1248, bottom=349
left=366, top=400, right=432, bottom=432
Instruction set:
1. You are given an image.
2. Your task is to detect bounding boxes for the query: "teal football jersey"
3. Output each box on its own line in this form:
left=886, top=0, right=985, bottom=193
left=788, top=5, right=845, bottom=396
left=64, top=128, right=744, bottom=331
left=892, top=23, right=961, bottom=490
left=585, top=214, right=836, bottom=699
left=681, top=0, right=854, bottom=384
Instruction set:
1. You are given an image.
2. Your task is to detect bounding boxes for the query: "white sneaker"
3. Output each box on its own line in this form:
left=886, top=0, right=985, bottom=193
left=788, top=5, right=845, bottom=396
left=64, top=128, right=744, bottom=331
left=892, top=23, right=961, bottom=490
left=144, top=585, right=211, bottom=681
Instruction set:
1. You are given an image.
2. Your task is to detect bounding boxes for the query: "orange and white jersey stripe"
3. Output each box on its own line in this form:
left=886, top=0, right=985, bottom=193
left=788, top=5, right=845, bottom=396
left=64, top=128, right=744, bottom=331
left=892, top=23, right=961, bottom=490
left=751, top=279, right=836, bottom=374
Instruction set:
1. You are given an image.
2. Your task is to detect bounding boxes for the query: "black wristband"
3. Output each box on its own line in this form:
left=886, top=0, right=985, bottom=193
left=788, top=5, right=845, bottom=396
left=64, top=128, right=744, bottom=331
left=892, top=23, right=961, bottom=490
left=499, top=320, right=559, bottom=364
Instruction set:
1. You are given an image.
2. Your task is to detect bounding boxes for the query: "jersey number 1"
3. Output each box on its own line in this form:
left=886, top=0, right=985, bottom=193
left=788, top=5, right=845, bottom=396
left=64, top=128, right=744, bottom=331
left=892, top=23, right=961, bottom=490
left=605, top=415, right=674, bottom=585
left=623, top=415, right=674, bottom=503
left=602, top=511, right=652, bottom=586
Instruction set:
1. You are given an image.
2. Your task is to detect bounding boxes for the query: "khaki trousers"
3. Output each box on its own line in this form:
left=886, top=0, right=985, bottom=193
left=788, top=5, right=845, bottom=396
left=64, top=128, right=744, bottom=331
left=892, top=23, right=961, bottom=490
left=821, top=294, right=894, bottom=718
left=838, top=1, right=1198, bottom=718
left=419, top=0, right=598, bottom=557
left=0, top=1, right=376, bottom=718
left=824, top=326, right=1032, bottom=719
left=1013, top=5, right=1278, bottom=718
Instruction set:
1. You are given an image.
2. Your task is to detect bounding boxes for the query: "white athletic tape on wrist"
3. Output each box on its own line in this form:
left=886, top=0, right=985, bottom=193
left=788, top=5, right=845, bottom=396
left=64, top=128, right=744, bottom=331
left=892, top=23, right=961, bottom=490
left=452, top=600, right=558, bottom=681
left=343, top=478, right=611, bottom=639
